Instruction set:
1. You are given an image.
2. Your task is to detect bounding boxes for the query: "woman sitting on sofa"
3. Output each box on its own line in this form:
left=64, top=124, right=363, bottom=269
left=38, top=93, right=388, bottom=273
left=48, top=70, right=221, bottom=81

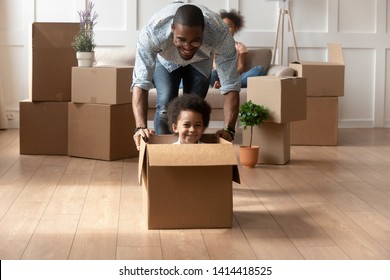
left=210, top=9, right=266, bottom=89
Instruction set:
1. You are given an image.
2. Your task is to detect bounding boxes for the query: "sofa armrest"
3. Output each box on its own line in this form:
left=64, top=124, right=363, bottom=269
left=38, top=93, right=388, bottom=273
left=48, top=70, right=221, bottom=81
left=267, top=65, right=296, bottom=77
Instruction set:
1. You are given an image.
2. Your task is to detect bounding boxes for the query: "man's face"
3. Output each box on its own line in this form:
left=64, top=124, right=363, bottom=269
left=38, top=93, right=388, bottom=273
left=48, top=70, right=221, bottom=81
left=172, top=23, right=203, bottom=60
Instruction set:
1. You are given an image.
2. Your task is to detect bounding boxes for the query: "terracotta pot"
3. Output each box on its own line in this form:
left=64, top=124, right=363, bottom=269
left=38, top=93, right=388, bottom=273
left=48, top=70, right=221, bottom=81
left=239, top=145, right=259, bottom=168
left=76, top=52, right=94, bottom=67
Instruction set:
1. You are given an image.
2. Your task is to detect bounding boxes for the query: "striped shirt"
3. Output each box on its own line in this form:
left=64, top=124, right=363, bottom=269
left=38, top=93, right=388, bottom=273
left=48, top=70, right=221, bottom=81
left=131, top=2, right=240, bottom=94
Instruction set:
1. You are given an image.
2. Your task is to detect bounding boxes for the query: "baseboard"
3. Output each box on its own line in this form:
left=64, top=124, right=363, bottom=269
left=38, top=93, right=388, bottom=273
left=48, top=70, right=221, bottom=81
left=338, top=119, right=374, bottom=128
left=5, top=109, right=20, bottom=128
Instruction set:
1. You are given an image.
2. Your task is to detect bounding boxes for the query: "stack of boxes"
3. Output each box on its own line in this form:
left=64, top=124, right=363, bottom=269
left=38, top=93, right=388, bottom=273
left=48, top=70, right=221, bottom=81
left=69, top=67, right=138, bottom=160
left=20, top=23, right=79, bottom=155
left=289, top=43, right=345, bottom=145
left=20, top=22, right=138, bottom=160
left=244, top=76, right=307, bottom=164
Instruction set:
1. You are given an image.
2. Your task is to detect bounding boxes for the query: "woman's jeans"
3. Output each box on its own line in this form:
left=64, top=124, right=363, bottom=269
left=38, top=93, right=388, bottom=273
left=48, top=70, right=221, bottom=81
left=153, top=60, right=209, bottom=134
left=209, top=65, right=266, bottom=88
left=240, top=66, right=266, bottom=88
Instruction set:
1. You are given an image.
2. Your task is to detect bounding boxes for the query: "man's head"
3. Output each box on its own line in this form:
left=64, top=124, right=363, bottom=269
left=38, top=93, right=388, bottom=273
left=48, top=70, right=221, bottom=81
left=172, top=5, right=205, bottom=60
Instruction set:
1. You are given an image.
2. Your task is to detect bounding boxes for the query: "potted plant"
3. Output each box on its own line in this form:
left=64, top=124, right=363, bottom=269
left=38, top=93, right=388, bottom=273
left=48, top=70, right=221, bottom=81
left=72, top=2, right=98, bottom=67
left=239, top=100, right=270, bottom=168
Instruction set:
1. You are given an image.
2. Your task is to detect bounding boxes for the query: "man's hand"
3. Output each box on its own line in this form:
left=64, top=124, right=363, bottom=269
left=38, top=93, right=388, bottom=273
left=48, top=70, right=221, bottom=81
left=216, top=129, right=234, bottom=142
left=133, top=128, right=155, bottom=151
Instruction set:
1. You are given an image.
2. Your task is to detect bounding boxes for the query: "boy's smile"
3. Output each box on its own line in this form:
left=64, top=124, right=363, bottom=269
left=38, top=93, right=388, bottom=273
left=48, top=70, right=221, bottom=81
left=172, top=110, right=205, bottom=144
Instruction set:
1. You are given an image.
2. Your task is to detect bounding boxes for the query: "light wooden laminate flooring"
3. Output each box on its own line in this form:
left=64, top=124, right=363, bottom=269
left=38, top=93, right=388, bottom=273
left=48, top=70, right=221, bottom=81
left=1, top=128, right=390, bottom=260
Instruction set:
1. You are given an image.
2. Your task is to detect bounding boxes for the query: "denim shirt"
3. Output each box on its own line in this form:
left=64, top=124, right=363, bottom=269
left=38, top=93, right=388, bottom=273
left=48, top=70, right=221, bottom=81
left=131, top=2, right=240, bottom=94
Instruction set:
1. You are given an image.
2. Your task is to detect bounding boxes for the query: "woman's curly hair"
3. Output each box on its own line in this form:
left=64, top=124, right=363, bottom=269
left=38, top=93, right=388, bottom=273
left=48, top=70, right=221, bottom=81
left=220, top=9, right=245, bottom=32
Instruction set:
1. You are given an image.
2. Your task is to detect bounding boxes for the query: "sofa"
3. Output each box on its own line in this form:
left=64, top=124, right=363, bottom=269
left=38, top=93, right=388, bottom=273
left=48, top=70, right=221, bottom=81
left=94, top=47, right=296, bottom=124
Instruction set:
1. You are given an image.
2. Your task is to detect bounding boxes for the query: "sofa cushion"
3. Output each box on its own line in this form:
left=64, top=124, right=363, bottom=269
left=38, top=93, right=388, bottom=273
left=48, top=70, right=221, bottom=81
left=245, top=48, right=272, bottom=72
left=267, top=65, right=296, bottom=77
left=94, top=47, right=135, bottom=66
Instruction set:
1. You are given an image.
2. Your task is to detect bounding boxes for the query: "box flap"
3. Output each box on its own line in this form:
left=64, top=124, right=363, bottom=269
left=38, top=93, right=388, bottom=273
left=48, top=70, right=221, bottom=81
left=140, top=134, right=240, bottom=183
left=138, top=138, right=148, bottom=185
left=327, top=43, right=344, bottom=65
left=290, top=42, right=344, bottom=66
left=232, top=165, right=240, bottom=184
left=147, top=143, right=238, bottom=166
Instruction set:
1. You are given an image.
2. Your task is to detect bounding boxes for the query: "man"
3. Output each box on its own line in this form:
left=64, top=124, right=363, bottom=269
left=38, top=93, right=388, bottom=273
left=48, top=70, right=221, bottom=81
left=132, top=2, right=240, bottom=150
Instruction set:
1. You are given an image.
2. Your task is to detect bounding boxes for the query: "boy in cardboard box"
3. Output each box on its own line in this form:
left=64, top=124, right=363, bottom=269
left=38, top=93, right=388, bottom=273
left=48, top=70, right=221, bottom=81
left=167, top=94, right=211, bottom=144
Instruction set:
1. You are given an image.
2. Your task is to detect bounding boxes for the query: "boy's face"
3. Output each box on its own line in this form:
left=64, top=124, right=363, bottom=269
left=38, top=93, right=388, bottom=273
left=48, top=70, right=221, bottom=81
left=172, top=110, right=205, bottom=144
left=172, top=23, right=203, bottom=60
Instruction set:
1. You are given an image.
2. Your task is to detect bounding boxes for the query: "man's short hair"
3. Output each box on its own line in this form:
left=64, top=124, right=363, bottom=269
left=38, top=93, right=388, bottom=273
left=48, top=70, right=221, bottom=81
left=173, top=4, right=205, bottom=30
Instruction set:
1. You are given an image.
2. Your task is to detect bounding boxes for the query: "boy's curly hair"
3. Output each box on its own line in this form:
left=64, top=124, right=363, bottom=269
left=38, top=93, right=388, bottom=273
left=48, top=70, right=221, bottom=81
left=167, top=94, right=211, bottom=133
left=220, top=9, right=245, bottom=32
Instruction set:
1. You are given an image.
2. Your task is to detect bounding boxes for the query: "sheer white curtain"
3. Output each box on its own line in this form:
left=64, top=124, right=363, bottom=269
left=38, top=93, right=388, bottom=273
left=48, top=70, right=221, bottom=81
left=0, top=75, right=9, bottom=129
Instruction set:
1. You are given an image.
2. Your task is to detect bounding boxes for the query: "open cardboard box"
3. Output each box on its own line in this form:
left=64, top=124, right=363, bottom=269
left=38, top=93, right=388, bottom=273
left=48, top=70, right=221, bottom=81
left=138, top=134, right=240, bottom=229
left=289, top=43, right=345, bottom=97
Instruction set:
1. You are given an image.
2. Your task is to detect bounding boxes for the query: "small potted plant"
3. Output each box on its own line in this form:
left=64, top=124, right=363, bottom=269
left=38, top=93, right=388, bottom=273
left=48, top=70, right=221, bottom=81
left=239, top=100, right=270, bottom=168
left=72, top=2, right=98, bottom=67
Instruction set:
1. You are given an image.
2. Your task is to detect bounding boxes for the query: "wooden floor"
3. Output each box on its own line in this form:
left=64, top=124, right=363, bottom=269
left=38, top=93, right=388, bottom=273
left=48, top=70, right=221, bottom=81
left=1, top=128, right=390, bottom=260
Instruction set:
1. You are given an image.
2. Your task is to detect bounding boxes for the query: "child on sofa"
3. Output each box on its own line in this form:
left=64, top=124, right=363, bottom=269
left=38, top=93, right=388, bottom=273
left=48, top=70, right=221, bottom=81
left=167, top=94, right=211, bottom=144
left=210, top=9, right=266, bottom=88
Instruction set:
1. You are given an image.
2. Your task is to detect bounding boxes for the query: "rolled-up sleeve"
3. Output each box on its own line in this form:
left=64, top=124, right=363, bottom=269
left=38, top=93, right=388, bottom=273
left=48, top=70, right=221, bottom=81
left=131, top=26, right=160, bottom=91
left=214, top=31, right=241, bottom=94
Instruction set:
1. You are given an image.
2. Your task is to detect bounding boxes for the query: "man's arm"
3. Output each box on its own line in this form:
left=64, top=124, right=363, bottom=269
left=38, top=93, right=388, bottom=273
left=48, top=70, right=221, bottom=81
left=223, top=90, right=239, bottom=128
left=216, top=90, right=240, bottom=142
left=132, top=86, right=154, bottom=150
left=132, top=86, right=148, bottom=128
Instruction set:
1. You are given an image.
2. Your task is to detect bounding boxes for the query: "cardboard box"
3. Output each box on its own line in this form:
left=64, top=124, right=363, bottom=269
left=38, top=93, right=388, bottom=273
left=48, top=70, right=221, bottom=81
left=20, top=100, right=68, bottom=155
left=139, top=134, right=240, bottom=229
left=30, top=22, right=79, bottom=101
left=243, top=123, right=290, bottom=165
left=290, top=97, right=338, bottom=146
left=289, top=43, right=345, bottom=97
left=68, top=103, right=138, bottom=160
left=247, top=76, right=307, bottom=123
left=71, top=67, right=133, bottom=104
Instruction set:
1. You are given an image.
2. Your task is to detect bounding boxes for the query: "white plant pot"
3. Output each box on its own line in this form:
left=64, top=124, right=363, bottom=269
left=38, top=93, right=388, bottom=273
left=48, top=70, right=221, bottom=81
left=76, top=52, right=94, bottom=67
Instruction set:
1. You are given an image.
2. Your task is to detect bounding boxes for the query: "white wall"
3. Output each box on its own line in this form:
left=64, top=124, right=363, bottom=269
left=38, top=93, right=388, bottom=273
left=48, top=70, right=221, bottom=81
left=1, top=0, right=390, bottom=128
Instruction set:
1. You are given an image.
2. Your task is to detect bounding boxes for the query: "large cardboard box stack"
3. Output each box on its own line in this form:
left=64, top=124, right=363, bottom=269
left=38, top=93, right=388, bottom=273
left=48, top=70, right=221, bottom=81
left=20, top=23, right=79, bottom=155
left=289, top=43, right=345, bottom=145
left=244, top=76, right=307, bottom=164
left=68, top=66, right=138, bottom=160
left=139, top=134, right=240, bottom=229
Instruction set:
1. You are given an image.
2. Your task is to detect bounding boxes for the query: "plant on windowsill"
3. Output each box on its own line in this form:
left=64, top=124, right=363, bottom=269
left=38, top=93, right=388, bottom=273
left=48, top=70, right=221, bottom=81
left=238, top=100, right=270, bottom=168
left=71, top=2, right=98, bottom=67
